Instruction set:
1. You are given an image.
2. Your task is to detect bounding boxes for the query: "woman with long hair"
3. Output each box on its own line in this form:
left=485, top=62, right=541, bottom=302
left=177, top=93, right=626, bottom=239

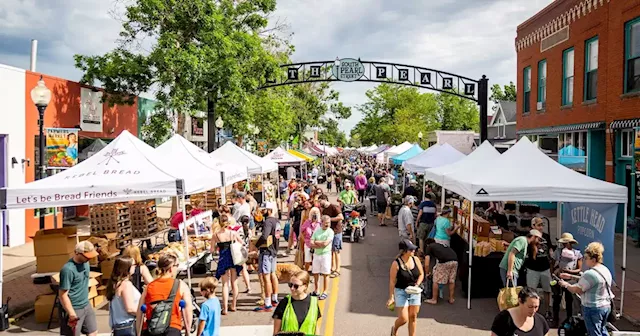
left=387, top=240, right=424, bottom=336
left=300, top=207, right=322, bottom=272
left=272, top=270, right=321, bottom=335
left=559, top=242, right=612, bottom=336
left=107, top=257, right=140, bottom=336
left=210, top=214, right=244, bottom=314
left=121, top=245, right=153, bottom=293
left=491, top=287, right=549, bottom=336
left=287, top=197, right=305, bottom=256
left=136, top=253, right=193, bottom=336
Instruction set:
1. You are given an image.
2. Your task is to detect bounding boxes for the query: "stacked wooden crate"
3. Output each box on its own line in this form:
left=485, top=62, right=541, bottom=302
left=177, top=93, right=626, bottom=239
left=90, top=203, right=132, bottom=249
left=130, top=200, right=158, bottom=238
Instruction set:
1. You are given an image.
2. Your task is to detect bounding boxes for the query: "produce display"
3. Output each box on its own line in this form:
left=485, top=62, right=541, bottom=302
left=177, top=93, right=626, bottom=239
left=146, top=236, right=212, bottom=263
left=474, top=239, right=508, bottom=257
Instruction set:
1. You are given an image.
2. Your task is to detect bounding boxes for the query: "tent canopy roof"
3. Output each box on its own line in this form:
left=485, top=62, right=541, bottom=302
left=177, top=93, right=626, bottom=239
left=264, top=147, right=306, bottom=165
left=403, top=143, right=466, bottom=173
left=439, top=138, right=628, bottom=203
left=391, top=144, right=423, bottom=165
left=1, top=130, right=181, bottom=209
left=424, top=141, right=499, bottom=182
left=288, top=149, right=315, bottom=161
left=210, top=142, right=278, bottom=174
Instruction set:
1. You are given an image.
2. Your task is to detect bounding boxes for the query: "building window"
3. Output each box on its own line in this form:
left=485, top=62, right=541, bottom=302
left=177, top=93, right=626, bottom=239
left=523, top=66, right=531, bottom=113
left=558, top=131, right=588, bottom=174
left=585, top=37, right=598, bottom=101
left=562, top=48, right=575, bottom=106
left=527, top=135, right=539, bottom=143
left=537, top=60, right=547, bottom=107
left=625, top=17, right=640, bottom=93
left=621, top=129, right=634, bottom=157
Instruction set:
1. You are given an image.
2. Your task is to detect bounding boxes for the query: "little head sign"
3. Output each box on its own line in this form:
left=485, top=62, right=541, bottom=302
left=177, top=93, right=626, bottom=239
left=332, top=58, right=365, bottom=82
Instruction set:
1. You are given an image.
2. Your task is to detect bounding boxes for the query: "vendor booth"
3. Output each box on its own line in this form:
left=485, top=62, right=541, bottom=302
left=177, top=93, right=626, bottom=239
left=391, top=144, right=423, bottom=165
left=264, top=147, right=307, bottom=186
left=426, top=138, right=629, bottom=312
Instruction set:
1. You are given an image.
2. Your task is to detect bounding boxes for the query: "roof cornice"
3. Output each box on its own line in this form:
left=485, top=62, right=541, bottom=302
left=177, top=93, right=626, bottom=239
left=515, top=0, right=610, bottom=52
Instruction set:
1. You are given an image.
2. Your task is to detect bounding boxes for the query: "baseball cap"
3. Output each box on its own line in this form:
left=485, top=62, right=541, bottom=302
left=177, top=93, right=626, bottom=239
left=75, top=241, right=98, bottom=259
left=399, top=239, right=418, bottom=251
left=529, top=229, right=543, bottom=238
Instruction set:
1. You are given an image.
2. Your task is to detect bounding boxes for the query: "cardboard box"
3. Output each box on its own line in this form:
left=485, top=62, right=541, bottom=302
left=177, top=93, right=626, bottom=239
left=51, top=273, right=101, bottom=287
left=98, top=285, right=107, bottom=296
left=35, top=294, right=58, bottom=323
left=36, top=254, right=73, bottom=273
left=33, top=227, right=77, bottom=257
left=488, top=226, right=503, bottom=240
left=476, top=236, right=489, bottom=242
left=100, top=258, right=116, bottom=280
left=91, top=295, right=106, bottom=308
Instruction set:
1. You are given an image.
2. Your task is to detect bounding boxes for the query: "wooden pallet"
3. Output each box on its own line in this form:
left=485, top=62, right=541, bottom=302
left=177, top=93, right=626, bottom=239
left=130, top=200, right=159, bottom=238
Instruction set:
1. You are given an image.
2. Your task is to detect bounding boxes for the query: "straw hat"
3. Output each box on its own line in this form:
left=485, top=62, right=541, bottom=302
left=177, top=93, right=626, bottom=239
left=558, top=232, right=578, bottom=244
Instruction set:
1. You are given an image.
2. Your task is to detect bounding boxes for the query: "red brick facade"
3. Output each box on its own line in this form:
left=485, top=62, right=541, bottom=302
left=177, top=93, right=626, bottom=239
left=516, top=0, right=640, bottom=181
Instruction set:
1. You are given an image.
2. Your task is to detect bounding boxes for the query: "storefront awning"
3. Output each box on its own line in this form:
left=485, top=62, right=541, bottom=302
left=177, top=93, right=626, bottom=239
left=610, top=118, right=640, bottom=129
left=517, top=121, right=605, bottom=135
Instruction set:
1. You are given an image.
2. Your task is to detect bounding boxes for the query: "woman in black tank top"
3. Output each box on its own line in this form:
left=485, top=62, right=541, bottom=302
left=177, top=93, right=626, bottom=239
left=387, top=239, right=424, bottom=336
left=122, top=246, right=153, bottom=293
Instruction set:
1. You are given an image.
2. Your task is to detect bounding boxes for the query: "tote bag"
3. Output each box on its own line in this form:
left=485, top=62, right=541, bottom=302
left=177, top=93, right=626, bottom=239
left=230, top=241, right=248, bottom=265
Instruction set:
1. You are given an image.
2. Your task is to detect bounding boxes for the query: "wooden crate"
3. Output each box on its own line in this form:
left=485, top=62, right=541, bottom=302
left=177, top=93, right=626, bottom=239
left=90, top=203, right=130, bottom=235
left=130, top=200, right=158, bottom=238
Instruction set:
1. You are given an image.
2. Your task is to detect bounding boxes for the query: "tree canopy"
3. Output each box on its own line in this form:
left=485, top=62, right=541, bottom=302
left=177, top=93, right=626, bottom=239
left=74, top=0, right=349, bottom=147
left=490, top=82, right=517, bottom=111
left=351, top=84, right=479, bottom=146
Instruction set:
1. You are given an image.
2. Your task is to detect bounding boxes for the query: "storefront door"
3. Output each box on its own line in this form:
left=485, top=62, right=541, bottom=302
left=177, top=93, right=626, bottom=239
left=0, top=135, right=7, bottom=246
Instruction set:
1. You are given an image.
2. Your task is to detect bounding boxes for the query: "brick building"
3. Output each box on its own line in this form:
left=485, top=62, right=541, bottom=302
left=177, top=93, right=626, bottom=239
left=516, top=0, right=640, bottom=228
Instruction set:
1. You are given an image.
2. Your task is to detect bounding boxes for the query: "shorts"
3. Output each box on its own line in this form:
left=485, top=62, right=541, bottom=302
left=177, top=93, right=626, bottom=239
left=417, top=223, right=433, bottom=242
left=394, top=287, right=421, bottom=307
left=526, top=268, right=552, bottom=292
left=304, top=246, right=313, bottom=263
left=60, top=304, right=97, bottom=336
left=292, top=223, right=301, bottom=237
left=433, top=261, right=458, bottom=285
left=312, top=253, right=332, bottom=275
left=376, top=201, right=388, bottom=213
left=500, top=267, right=519, bottom=287
left=399, top=231, right=411, bottom=241
left=249, top=217, right=256, bottom=230
left=258, top=252, right=276, bottom=274
left=142, top=328, right=181, bottom=336
left=332, top=233, right=343, bottom=251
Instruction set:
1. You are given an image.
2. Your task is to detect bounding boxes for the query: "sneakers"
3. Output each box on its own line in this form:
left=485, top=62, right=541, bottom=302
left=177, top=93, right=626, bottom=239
left=254, top=305, right=273, bottom=312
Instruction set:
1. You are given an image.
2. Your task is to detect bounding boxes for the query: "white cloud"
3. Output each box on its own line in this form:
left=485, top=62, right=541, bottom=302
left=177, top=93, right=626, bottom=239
left=0, top=0, right=553, bottom=134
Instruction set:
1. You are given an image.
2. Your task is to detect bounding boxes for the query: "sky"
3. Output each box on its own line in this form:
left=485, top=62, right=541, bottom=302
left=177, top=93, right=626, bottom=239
left=0, top=0, right=554, bottom=134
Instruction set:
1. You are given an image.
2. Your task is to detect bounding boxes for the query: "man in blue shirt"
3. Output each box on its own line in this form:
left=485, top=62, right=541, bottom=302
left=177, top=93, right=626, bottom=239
left=415, top=194, right=437, bottom=252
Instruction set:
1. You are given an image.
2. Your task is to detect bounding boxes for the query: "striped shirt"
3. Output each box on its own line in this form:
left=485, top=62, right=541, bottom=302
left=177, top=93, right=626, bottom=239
left=578, top=264, right=613, bottom=308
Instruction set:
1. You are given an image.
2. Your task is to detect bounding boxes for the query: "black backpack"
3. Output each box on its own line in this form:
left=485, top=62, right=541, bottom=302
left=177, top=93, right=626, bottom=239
left=147, top=279, right=180, bottom=335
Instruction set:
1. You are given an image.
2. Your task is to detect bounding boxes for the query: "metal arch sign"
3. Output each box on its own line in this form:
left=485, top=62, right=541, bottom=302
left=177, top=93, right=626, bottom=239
left=331, top=58, right=365, bottom=82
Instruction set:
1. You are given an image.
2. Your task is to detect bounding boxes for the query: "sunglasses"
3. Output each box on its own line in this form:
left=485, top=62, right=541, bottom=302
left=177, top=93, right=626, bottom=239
left=288, top=282, right=303, bottom=290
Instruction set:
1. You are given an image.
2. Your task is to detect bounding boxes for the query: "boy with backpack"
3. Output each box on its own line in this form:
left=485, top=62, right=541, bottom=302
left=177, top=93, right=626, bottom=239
left=197, top=277, right=221, bottom=336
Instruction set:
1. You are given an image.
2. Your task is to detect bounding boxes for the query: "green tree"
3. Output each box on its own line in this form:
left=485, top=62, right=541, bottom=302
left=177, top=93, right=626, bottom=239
left=490, top=82, right=517, bottom=111
left=140, top=110, right=173, bottom=147
left=436, top=90, right=480, bottom=132
left=318, top=119, right=347, bottom=147
left=74, top=0, right=281, bottom=137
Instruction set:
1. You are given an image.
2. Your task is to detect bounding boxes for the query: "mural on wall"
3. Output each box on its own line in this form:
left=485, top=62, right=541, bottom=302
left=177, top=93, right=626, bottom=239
left=46, top=128, right=79, bottom=168
left=80, top=88, right=103, bottom=132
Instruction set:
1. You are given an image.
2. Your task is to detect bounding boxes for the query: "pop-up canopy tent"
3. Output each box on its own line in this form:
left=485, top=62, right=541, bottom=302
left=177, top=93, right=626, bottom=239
left=210, top=141, right=277, bottom=174
left=391, top=144, right=423, bottom=165
left=288, top=149, right=315, bottom=162
left=424, top=141, right=500, bottom=186
left=0, top=130, right=183, bottom=209
left=156, top=135, right=247, bottom=188
left=264, top=147, right=306, bottom=166
left=428, top=138, right=629, bottom=310
left=379, top=142, right=412, bottom=162
left=403, top=143, right=466, bottom=173
left=79, top=138, right=108, bottom=161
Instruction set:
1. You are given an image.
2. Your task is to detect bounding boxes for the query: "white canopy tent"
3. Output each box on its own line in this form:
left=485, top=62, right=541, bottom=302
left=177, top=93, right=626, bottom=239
left=428, top=138, right=629, bottom=311
left=264, top=147, right=306, bottom=166
left=156, top=135, right=248, bottom=188
left=1, top=130, right=183, bottom=209
left=210, top=142, right=278, bottom=174
left=383, top=142, right=412, bottom=158
left=403, top=143, right=466, bottom=173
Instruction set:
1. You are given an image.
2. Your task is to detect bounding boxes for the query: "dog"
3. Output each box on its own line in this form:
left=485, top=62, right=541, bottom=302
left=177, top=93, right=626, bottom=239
left=276, top=263, right=303, bottom=283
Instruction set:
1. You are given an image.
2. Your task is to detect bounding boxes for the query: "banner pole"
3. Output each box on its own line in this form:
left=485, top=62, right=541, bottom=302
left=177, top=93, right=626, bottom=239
left=467, top=200, right=474, bottom=310
left=621, top=202, right=628, bottom=315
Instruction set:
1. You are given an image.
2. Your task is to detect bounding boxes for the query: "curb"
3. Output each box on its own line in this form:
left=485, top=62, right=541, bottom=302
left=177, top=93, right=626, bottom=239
left=623, top=313, right=640, bottom=327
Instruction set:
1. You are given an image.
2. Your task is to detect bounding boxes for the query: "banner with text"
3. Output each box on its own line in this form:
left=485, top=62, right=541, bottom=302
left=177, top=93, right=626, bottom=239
left=80, top=88, right=103, bottom=132
left=46, top=128, right=79, bottom=168
left=562, top=202, right=617, bottom=276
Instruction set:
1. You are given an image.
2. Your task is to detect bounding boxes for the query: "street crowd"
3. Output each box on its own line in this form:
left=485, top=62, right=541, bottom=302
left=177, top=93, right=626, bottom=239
left=51, top=150, right=616, bottom=336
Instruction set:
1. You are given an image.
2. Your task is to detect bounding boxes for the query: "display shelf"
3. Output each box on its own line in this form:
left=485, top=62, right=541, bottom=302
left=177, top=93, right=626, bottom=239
left=90, top=203, right=132, bottom=249
left=130, top=200, right=159, bottom=239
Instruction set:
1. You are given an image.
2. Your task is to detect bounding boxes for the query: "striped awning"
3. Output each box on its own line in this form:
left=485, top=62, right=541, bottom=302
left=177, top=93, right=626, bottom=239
left=517, top=121, right=605, bottom=135
left=610, top=118, right=640, bottom=129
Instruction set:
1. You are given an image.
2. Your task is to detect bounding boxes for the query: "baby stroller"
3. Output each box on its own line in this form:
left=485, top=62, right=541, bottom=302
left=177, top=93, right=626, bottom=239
left=342, top=203, right=367, bottom=243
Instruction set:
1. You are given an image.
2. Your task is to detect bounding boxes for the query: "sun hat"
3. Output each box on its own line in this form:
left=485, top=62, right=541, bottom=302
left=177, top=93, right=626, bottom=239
left=558, top=232, right=578, bottom=244
left=75, top=241, right=99, bottom=259
left=531, top=217, right=544, bottom=226
left=409, top=179, right=417, bottom=185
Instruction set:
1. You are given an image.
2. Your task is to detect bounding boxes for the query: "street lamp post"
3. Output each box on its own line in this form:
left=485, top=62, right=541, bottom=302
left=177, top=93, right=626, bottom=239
left=418, top=131, right=423, bottom=146
left=214, top=117, right=224, bottom=149
left=30, top=76, right=52, bottom=230
left=253, top=126, right=260, bottom=153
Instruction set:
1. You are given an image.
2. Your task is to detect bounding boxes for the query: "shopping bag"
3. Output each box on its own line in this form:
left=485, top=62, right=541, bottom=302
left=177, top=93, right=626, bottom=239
left=230, top=241, right=248, bottom=265
left=427, top=225, right=436, bottom=239
left=497, top=279, right=522, bottom=311
left=422, top=276, right=433, bottom=301
left=294, top=245, right=304, bottom=268
left=283, top=221, right=290, bottom=241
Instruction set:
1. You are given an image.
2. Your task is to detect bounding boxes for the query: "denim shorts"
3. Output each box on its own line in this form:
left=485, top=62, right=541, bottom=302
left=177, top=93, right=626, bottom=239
left=332, top=233, right=343, bottom=251
left=394, top=287, right=421, bottom=307
left=258, top=252, right=276, bottom=274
